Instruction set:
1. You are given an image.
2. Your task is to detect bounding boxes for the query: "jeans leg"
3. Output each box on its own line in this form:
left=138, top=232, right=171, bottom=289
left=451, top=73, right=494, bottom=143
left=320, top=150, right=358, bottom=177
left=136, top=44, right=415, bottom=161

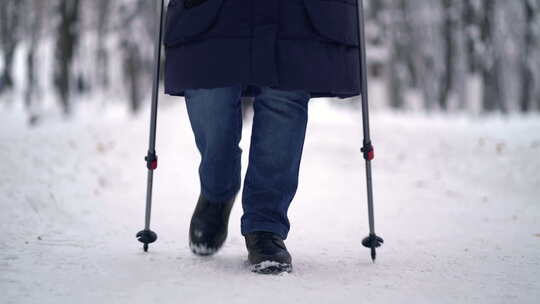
left=241, top=86, right=311, bottom=240
left=184, top=85, right=244, bottom=204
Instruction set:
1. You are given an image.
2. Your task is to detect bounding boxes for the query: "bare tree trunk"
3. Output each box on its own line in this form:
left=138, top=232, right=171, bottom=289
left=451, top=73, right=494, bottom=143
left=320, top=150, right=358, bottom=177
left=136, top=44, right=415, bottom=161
left=0, top=0, right=23, bottom=94
left=463, top=0, right=479, bottom=74
left=403, top=4, right=418, bottom=90
left=439, top=0, right=457, bottom=111
left=520, top=0, right=539, bottom=113
left=25, top=0, right=45, bottom=125
left=479, top=0, right=505, bottom=113
left=409, top=0, right=445, bottom=112
left=122, top=40, right=143, bottom=114
left=386, top=0, right=408, bottom=109
left=54, top=0, right=80, bottom=116
left=454, top=0, right=469, bottom=111
left=119, top=0, right=152, bottom=114
left=95, top=0, right=111, bottom=90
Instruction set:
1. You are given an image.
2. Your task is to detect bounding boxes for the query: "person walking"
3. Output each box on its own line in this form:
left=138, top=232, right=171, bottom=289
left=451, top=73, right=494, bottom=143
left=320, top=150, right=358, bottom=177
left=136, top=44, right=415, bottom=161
left=163, top=0, right=362, bottom=274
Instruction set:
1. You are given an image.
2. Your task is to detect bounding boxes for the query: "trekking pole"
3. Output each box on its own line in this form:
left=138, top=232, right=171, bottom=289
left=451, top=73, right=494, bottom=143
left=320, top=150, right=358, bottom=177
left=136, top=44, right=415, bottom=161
left=136, top=0, right=165, bottom=252
left=356, top=0, right=384, bottom=262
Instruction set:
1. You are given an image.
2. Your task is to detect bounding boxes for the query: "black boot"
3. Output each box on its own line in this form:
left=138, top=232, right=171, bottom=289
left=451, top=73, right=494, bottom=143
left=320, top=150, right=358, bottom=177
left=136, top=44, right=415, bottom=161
left=245, top=231, right=292, bottom=274
left=189, top=192, right=237, bottom=256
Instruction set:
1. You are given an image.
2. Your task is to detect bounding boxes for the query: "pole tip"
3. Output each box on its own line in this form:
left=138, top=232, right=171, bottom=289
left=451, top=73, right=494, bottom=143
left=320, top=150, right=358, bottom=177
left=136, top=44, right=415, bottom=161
left=136, top=229, right=158, bottom=252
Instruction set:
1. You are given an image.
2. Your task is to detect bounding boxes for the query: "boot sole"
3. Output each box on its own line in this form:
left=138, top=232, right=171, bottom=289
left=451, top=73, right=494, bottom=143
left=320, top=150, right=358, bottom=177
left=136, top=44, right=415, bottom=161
left=249, top=260, right=292, bottom=274
left=189, top=241, right=220, bottom=256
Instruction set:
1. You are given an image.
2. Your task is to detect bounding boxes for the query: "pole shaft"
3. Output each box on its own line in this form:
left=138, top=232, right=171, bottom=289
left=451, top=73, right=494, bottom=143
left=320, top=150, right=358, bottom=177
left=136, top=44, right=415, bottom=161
left=365, top=161, right=375, bottom=234
left=358, top=0, right=371, bottom=142
left=148, top=0, right=165, bottom=153
left=144, top=0, right=165, bottom=230
left=356, top=0, right=376, bottom=236
left=144, top=171, right=154, bottom=230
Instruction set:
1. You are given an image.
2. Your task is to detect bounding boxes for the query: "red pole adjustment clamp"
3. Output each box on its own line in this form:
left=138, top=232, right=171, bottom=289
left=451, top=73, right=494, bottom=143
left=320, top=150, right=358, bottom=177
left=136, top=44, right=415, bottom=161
left=361, top=141, right=375, bottom=161
left=145, top=152, right=158, bottom=170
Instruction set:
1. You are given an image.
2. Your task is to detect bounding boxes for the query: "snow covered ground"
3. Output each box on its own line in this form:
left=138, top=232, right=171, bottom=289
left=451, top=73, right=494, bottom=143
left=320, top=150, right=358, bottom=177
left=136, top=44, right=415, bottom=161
left=1, top=96, right=539, bottom=303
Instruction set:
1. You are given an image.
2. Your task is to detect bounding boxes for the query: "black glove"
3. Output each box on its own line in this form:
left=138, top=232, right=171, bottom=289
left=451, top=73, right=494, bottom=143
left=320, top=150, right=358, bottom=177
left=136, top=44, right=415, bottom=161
left=184, top=0, right=209, bottom=9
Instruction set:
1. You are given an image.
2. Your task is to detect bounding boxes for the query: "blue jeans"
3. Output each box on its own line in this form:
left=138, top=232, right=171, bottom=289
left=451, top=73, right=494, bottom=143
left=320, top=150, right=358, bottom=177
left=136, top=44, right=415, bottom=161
left=184, top=84, right=311, bottom=240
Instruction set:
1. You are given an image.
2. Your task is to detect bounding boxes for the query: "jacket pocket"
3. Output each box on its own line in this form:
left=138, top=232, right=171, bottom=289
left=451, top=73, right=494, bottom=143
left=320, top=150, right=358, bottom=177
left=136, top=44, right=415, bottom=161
left=164, top=0, right=224, bottom=47
left=302, top=0, right=359, bottom=47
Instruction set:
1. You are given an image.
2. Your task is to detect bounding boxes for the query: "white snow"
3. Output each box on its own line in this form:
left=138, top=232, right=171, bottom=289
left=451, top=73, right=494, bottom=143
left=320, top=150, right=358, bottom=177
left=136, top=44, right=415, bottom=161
left=1, top=96, right=539, bottom=303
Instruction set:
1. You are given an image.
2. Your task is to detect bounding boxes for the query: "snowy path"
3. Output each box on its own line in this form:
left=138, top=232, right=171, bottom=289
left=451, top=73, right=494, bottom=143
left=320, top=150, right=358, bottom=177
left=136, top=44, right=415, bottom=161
left=1, top=99, right=539, bottom=303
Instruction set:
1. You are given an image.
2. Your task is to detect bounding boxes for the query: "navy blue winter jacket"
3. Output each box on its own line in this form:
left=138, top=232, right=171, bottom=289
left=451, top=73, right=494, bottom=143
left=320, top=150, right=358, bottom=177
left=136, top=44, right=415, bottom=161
left=164, top=0, right=362, bottom=99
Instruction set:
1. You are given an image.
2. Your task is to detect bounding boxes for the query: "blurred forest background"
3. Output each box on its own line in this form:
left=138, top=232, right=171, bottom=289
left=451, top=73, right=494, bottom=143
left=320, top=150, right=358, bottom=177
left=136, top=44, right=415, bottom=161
left=1, top=0, right=540, bottom=125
